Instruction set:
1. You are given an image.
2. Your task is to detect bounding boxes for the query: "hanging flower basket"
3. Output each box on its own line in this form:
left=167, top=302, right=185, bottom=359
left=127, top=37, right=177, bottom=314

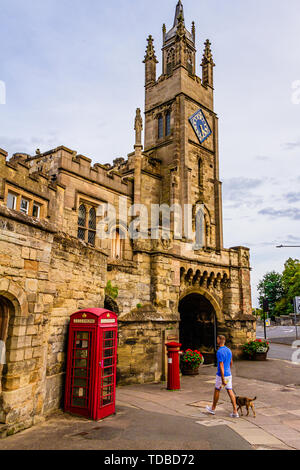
left=180, top=350, right=204, bottom=376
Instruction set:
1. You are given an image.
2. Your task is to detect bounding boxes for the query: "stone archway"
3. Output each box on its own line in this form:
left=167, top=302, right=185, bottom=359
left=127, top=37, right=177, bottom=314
left=104, top=295, right=119, bottom=316
left=179, top=292, right=218, bottom=365
left=0, top=295, right=15, bottom=423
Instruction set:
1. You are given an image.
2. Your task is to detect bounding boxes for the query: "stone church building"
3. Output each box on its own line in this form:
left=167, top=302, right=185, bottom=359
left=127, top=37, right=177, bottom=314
left=0, top=1, right=255, bottom=435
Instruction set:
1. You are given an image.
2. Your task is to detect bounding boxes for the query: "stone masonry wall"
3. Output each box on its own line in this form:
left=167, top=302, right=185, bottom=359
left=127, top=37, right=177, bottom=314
left=0, top=208, right=107, bottom=435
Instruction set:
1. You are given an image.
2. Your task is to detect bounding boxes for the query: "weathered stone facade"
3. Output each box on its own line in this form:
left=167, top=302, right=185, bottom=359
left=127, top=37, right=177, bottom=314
left=0, top=1, right=255, bottom=436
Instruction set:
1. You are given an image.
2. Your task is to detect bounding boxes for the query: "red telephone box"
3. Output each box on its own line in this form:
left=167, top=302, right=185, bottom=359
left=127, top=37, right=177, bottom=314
left=64, top=308, right=118, bottom=421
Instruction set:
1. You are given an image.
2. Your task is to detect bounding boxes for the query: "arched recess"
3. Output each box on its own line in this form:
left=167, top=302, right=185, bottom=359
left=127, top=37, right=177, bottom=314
left=178, top=288, right=223, bottom=365
left=104, top=296, right=119, bottom=316
left=0, top=281, right=28, bottom=385
left=0, top=295, right=16, bottom=422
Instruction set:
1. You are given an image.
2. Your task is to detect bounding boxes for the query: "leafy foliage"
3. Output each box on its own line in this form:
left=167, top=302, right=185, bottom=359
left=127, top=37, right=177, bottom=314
left=275, top=258, right=300, bottom=315
left=105, top=281, right=119, bottom=300
left=257, top=271, right=284, bottom=316
left=252, top=308, right=264, bottom=320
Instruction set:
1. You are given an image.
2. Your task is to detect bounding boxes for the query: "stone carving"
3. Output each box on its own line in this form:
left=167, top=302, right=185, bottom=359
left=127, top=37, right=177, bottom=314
left=134, top=108, right=143, bottom=147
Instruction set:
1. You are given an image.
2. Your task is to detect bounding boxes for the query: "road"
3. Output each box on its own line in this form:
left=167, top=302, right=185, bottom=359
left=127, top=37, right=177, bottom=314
left=256, top=325, right=300, bottom=362
left=257, top=325, right=299, bottom=341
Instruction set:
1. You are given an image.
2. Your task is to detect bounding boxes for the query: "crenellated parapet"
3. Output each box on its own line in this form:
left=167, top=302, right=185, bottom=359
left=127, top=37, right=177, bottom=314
left=27, top=145, right=134, bottom=197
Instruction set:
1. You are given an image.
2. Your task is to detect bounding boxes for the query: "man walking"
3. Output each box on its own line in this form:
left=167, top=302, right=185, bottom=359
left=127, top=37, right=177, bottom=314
left=206, top=335, right=239, bottom=418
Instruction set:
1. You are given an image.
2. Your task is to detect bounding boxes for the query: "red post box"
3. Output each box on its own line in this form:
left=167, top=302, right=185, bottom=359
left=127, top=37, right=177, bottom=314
left=166, top=342, right=181, bottom=391
left=64, top=308, right=118, bottom=421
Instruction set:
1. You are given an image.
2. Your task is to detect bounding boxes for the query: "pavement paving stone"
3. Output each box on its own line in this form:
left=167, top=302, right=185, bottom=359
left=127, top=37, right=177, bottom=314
left=195, top=419, right=230, bottom=427
left=0, top=359, right=300, bottom=450
left=281, top=439, right=300, bottom=450
left=259, top=408, right=288, bottom=417
left=225, top=425, right=288, bottom=447
left=287, top=410, right=300, bottom=417
left=187, top=400, right=225, bottom=408
left=262, top=424, right=300, bottom=445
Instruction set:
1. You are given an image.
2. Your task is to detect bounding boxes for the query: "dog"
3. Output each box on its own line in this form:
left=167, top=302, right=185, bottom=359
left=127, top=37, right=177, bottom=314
left=235, top=395, right=257, bottom=418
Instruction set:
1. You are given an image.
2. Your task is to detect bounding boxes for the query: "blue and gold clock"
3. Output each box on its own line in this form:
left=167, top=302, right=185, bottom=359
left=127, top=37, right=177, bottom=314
left=189, top=108, right=212, bottom=144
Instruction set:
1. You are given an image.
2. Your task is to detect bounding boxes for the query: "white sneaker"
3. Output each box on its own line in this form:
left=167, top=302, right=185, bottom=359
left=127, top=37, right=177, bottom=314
left=206, top=406, right=215, bottom=415
left=230, top=412, right=239, bottom=418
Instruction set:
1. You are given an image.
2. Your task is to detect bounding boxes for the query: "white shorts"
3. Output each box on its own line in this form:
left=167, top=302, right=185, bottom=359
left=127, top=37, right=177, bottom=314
left=215, top=375, right=233, bottom=391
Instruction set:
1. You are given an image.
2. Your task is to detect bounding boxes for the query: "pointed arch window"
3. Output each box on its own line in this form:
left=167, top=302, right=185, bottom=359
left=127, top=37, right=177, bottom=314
left=88, top=207, right=96, bottom=246
left=187, top=50, right=193, bottom=75
left=77, top=203, right=97, bottom=246
left=158, top=115, right=164, bottom=139
left=198, top=158, right=203, bottom=187
left=165, top=111, right=171, bottom=137
left=166, top=48, right=175, bottom=76
left=78, top=204, right=87, bottom=241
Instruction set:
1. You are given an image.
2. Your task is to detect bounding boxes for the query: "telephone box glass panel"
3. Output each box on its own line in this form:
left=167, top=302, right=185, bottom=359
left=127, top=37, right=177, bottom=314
left=100, top=330, right=117, bottom=408
left=71, top=331, right=92, bottom=408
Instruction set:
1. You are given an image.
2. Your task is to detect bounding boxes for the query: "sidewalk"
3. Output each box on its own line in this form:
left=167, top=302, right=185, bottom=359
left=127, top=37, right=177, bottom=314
left=0, top=359, right=300, bottom=450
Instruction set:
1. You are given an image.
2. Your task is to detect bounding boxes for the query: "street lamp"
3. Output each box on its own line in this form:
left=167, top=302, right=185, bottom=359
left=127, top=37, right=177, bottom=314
left=276, top=245, right=300, bottom=248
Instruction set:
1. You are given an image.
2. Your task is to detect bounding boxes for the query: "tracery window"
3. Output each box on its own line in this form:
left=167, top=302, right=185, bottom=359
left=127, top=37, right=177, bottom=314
left=187, top=50, right=193, bottom=74
left=198, top=158, right=203, bottom=187
left=158, top=115, right=164, bottom=139
left=158, top=110, right=172, bottom=140
left=166, top=48, right=175, bottom=76
left=165, top=111, right=171, bottom=137
left=78, top=203, right=97, bottom=246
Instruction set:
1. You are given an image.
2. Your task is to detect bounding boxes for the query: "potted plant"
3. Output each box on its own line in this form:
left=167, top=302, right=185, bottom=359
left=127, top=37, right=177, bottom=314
left=181, top=349, right=205, bottom=376
left=242, top=339, right=270, bottom=361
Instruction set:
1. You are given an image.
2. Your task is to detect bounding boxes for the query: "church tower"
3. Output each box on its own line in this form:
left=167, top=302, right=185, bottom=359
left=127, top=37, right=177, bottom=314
left=143, top=0, right=223, bottom=252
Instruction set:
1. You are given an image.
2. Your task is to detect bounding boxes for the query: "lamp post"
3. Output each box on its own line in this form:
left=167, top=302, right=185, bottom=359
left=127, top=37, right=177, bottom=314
left=263, top=298, right=269, bottom=340
left=276, top=245, right=300, bottom=248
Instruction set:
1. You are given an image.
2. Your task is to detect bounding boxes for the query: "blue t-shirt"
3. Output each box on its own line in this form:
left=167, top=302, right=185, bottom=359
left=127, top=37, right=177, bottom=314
left=217, top=346, right=232, bottom=378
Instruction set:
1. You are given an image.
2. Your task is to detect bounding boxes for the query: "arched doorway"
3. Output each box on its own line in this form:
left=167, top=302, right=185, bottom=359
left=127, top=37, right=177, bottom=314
left=179, top=293, right=217, bottom=365
left=104, top=296, right=119, bottom=316
left=0, top=295, right=14, bottom=423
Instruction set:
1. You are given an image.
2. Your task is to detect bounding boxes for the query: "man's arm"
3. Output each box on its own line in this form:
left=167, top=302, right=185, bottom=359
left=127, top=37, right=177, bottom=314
left=219, top=362, right=226, bottom=385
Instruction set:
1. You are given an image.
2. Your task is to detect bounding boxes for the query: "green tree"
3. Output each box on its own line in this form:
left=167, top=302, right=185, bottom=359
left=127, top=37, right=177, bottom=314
left=257, top=271, right=284, bottom=316
left=275, top=258, right=300, bottom=315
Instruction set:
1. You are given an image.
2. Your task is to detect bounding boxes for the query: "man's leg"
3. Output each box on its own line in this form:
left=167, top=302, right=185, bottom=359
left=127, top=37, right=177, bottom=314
left=227, top=389, right=238, bottom=414
left=212, top=388, right=220, bottom=411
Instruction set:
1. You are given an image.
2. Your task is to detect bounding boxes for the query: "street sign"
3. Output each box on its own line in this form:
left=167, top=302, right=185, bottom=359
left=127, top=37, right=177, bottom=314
left=265, top=319, right=271, bottom=327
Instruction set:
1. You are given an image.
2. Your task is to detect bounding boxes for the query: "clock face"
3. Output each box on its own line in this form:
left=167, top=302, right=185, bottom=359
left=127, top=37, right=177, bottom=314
left=189, top=108, right=212, bottom=144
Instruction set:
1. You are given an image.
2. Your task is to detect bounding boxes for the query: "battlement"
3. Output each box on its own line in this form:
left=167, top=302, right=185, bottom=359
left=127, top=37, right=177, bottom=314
left=27, top=145, right=134, bottom=197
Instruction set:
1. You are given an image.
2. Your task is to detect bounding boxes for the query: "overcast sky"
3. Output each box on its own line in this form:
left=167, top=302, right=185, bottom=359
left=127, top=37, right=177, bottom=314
left=1, top=0, right=300, bottom=306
